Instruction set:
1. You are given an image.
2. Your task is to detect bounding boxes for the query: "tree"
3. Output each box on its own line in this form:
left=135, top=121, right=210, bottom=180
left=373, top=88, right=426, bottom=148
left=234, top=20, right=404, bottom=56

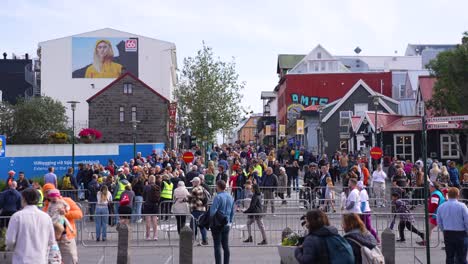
left=427, top=32, right=468, bottom=161
left=1, top=97, right=68, bottom=144
left=175, top=43, right=245, bottom=142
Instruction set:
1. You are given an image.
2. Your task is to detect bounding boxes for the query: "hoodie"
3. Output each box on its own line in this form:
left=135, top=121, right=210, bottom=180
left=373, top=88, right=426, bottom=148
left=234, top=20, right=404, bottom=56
left=295, top=225, right=338, bottom=264
left=344, top=229, right=378, bottom=264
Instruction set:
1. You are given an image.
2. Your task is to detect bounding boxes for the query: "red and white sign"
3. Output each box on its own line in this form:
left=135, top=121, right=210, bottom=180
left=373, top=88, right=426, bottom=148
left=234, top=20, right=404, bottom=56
left=125, top=39, right=138, bottom=52
left=182, top=152, right=195, bottom=163
left=427, top=123, right=462, bottom=130
left=427, top=115, right=468, bottom=123
left=370, top=146, right=383, bottom=160
left=402, top=119, right=422, bottom=126
left=169, top=103, right=177, bottom=137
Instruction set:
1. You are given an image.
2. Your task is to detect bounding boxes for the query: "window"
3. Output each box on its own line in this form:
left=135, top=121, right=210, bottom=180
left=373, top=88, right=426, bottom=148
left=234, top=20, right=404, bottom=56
left=317, top=52, right=322, bottom=59
left=394, top=134, right=413, bottom=161
left=131, top=106, right=137, bottom=121
left=314, top=62, right=319, bottom=71
left=354, top=103, right=368, bottom=117
left=320, top=61, right=325, bottom=71
left=441, top=134, right=459, bottom=159
left=119, top=106, right=124, bottom=122
left=123, top=83, right=133, bottom=94
left=399, top=84, right=406, bottom=98
left=339, top=111, right=352, bottom=126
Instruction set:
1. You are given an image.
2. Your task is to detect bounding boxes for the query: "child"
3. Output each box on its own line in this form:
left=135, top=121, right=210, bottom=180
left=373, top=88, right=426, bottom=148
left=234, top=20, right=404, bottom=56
left=390, top=192, right=425, bottom=243
left=48, top=222, right=63, bottom=264
left=324, top=177, right=336, bottom=213
left=47, top=189, right=74, bottom=240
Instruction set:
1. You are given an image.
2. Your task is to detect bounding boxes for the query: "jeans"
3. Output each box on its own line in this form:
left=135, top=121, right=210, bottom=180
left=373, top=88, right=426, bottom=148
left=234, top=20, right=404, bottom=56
left=293, top=176, right=299, bottom=191
left=132, top=196, right=143, bottom=223
left=89, top=201, right=96, bottom=220
left=287, top=176, right=292, bottom=197
left=95, top=206, right=109, bottom=240
left=113, top=202, right=120, bottom=225
left=212, top=225, right=230, bottom=264
left=443, top=231, right=467, bottom=264
left=191, top=210, right=207, bottom=242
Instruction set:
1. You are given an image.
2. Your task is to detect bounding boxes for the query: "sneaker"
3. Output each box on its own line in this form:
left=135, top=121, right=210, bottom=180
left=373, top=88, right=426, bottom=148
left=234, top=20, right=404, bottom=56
left=201, top=241, right=209, bottom=246
left=396, top=239, right=406, bottom=242
left=102, top=238, right=106, bottom=242
left=145, top=236, right=151, bottom=241
left=154, top=237, right=159, bottom=241
left=136, top=219, right=143, bottom=223
left=416, top=241, right=426, bottom=246
left=257, top=240, right=267, bottom=245
left=243, top=236, right=253, bottom=243
left=96, top=238, right=100, bottom=242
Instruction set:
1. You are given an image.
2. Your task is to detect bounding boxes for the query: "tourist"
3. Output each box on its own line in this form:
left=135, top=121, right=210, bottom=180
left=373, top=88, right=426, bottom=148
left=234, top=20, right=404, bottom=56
left=277, top=167, right=288, bottom=204
left=44, top=166, right=58, bottom=187
left=118, top=185, right=134, bottom=225
left=172, top=181, right=190, bottom=234
left=189, top=176, right=209, bottom=245
left=0, top=181, right=22, bottom=228
left=210, top=180, right=234, bottom=264
left=356, top=181, right=378, bottom=242
left=16, top=172, right=30, bottom=192
left=95, top=185, right=112, bottom=242
left=142, top=175, right=160, bottom=240
left=342, top=213, right=378, bottom=264
left=417, top=181, right=446, bottom=246
left=260, top=167, right=278, bottom=214
left=243, top=184, right=267, bottom=245
left=390, top=192, right=425, bottom=243
left=345, top=179, right=361, bottom=214
left=131, top=175, right=145, bottom=223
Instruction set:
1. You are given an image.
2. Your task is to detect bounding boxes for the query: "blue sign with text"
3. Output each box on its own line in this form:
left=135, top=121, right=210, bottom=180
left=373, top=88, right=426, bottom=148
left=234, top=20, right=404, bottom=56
left=0, top=135, right=5, bottom=158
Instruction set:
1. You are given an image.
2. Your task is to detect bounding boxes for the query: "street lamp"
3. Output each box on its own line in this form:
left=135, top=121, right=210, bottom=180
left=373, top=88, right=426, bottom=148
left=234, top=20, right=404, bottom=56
left=369, top=94, right=382, bottom=147
left=67, top=101, right=79, bottom=172
left=317, top=105, right=324, bottom=158
left=130, top=120, right=140, bottom=159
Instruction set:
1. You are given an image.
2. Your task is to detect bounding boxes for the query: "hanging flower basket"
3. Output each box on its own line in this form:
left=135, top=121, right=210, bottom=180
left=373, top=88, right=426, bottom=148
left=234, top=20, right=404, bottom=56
left=78, top=128, right=102, bottom=144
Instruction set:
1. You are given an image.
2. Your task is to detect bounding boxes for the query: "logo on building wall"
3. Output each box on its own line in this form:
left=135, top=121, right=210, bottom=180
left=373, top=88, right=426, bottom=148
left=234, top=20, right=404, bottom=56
left=291, top=93, right=329, bottom=106
left=287, top=104, right=304, bottom=123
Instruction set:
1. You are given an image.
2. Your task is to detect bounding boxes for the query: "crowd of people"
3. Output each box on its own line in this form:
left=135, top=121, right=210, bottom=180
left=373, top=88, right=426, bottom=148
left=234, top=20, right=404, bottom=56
left=0, top=144, right=467, bottom=264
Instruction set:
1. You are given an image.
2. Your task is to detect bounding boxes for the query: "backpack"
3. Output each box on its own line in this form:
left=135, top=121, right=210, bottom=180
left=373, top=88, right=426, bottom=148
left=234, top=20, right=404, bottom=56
left=148, top=184, right=161, bottom=204
left=347, top=238, right=385, bottom=264
left=120, top=192, right=130, bottom=206
left=323, top=235, right=355, bottom=264
left=62, top=176, right=73, bottom=190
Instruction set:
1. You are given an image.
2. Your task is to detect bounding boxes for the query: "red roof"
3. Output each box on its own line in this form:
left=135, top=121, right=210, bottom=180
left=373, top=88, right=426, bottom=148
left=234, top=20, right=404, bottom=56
left=350, top=116, right=361, bottom=131
left=366, top=112, right=402, bottom=130
left=303, top=105, right=321, bottom=112
left=382, top=116, right=422, bottom=132
left=86, top=72, right=170, bottom=103
left=419, top=76, right=436, bottom=102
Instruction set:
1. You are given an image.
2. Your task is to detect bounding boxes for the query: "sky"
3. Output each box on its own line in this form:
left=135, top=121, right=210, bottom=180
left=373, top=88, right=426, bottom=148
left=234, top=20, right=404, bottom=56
left=2, top=0, right=468, bottom=114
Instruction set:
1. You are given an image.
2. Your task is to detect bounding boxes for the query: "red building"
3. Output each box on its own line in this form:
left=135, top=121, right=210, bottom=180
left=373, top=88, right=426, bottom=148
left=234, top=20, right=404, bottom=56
left=276, top=72, right=392, bottom=124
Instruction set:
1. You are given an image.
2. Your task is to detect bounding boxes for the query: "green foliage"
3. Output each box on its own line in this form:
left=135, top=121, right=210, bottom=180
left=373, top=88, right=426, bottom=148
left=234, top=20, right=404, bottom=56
left=0, top=96, right=68, bottom=144
left=427, top=32, right=468, bottom=116
left=174, top=43, right=244, bottom=141
left=0, top=228, right=6, bottom=251
left=281, top=233, right=300, bottom=246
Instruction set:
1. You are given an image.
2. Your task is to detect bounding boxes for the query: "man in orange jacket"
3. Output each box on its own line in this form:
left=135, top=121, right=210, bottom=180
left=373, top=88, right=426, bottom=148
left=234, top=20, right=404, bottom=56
left=43, top=183, right=83, bottom=264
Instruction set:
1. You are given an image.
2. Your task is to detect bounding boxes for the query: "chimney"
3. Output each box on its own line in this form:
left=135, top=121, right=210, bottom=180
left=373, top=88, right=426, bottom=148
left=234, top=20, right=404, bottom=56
left=25, top=53, right=29, bottom=60
left=2, top=52, right=6, bottom=60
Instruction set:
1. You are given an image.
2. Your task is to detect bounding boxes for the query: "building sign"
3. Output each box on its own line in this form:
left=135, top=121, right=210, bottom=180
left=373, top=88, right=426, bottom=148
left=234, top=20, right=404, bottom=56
left=279, top=124, right=286, bottom=138
left=291, top=93, right=329, bottom=107
left=265, top=125, right=271, bottom=136
left=72, top=37, right=139, bottom=78
left=169, top=103, right=177, bottom=137
left=0, top=135, right=5, bottom=158
left=296, top=119, right=304, bottom=135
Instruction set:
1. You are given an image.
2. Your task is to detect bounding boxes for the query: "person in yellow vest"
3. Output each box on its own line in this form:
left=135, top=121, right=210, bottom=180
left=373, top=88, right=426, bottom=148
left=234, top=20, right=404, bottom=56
left=32, top=182, right=44, bottom=209
left=160, top=174, right=174, bottom=220
left=112, top=176, right=131, bottom=226
left=84, top=39, right=122, bottom=78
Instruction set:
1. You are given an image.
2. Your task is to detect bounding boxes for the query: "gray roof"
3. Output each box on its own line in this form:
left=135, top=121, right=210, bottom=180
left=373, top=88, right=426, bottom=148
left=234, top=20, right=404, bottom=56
left=398, top=99, right=416, bottom=116
left=405, top=44, right=456, bottom=56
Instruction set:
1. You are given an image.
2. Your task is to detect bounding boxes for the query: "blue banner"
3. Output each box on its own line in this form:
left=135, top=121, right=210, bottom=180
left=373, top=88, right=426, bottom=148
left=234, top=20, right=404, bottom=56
left=0, top=135, right=5, bottom=158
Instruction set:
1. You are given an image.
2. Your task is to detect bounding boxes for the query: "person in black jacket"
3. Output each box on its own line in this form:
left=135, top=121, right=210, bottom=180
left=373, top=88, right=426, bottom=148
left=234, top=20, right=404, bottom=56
left=260, top=167, right=278, bottom=214
left=242, top=184, right=267, bottom=245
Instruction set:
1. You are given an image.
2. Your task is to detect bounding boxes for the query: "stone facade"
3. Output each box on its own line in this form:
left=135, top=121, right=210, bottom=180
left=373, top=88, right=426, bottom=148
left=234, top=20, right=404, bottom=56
left=88, top=73, right=168, bottom=144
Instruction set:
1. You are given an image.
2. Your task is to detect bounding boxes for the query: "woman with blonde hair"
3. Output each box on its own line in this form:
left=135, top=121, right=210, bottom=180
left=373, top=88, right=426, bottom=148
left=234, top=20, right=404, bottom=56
left=437, top=165, right=450, bottom=186
left=429, top=162, right=441, bottom=183
left=342, top=213, right=379, bottom=264
left=95, top=185, right=112, bottom=241
left=85, top=39, right=122, bottom=78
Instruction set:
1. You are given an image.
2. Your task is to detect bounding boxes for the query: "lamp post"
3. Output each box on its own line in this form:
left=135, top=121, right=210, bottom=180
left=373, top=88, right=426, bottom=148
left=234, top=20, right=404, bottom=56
left=370, top=94, right=382, bottom=147
left=66, top=101, right=79, bottom=172
left=130, top=120, right=140, bottom=160
left=317, top=106, right=324, bottom=158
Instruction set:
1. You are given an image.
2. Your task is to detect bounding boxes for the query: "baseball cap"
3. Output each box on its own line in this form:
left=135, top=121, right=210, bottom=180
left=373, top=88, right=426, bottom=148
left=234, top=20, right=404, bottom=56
left=43, top=183, right=56, bottom=194
left=357, top=181, right=364, bottom=189
left=190, top=177, right=201, bottom=183
left=48, top=189, right=61, bottom=198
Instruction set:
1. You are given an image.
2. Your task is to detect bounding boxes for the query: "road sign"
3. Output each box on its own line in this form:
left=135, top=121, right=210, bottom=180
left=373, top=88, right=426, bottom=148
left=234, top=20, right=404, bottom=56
left=370, top=146, right=383, bottom=160
left=402, top=119, right=422, bottom=126
left=427, top=123, right=461, bottom=130
left=182, top=151, right=194, bottom=163
left=427, top=115, right=468, bottom=123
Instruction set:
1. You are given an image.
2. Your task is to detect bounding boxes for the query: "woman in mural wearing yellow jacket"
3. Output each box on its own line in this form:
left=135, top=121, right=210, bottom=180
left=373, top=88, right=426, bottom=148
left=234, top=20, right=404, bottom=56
left=85, top=39, right=122, bottom=78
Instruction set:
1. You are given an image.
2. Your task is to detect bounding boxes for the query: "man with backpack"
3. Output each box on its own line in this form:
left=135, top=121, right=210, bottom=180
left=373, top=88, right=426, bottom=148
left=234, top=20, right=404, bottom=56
left=62, top=167, right=78, bottom=200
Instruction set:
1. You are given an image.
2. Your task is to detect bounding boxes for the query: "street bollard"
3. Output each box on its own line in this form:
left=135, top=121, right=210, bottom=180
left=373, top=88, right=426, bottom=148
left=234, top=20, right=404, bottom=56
left=381, top=227, right=395, bottom=264
left=117, top=222, right=131, bottom=264
left=179, top=225, right=193, bottom=264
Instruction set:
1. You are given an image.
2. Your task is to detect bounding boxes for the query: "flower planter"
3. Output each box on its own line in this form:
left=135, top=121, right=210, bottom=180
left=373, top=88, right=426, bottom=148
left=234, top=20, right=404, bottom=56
left=80, top=136, right=94, bottom=144
left=51, top=138, right=67, bottom=144
left=277, top=245, right=299, bottom=264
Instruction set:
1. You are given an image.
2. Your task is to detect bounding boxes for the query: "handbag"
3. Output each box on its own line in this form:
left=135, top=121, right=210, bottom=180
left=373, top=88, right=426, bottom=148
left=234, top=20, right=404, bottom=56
left=171, top=199, right=190, bottom=214
left=210, top=210, right=228, bottom=230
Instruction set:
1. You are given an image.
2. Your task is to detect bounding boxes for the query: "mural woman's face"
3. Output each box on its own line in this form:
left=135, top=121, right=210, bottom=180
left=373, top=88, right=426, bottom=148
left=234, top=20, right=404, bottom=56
left=96, top=42, right=110, bottom=59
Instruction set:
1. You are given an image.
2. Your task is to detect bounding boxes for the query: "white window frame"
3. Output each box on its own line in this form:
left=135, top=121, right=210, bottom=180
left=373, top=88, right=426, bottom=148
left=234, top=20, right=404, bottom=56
left=393, top=134, right=414, bottom=161
left=440, top=134, right=460, bottom=159
left=354, top=103, right=368, bottom=117
left=123, top=83, right=133, bottom=94
left=119, top=106, right=125, bottom=122
left=399, top=84, right=406, bottom=98
left=131, top=106, right=137, bottom=121
left=339, top=111, right=352, bottom=127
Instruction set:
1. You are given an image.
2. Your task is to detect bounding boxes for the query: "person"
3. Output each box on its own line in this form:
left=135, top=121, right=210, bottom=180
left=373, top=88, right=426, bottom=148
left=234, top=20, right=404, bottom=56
left=88, top=174, right=100, bottom=221
left=460, top=161, right=468, bottom=183
left=429, top=162, right=441, bottom=183
left=345, top=178, right=361, bottom=214
left=160, top=174, right=174, bottom=221
left=229, top=172, right=238, bottom=201
left=372, top=163, right=387, bottom=207
left=216, top=165, right=228, bottom=183
left=131, top=175, right=145, bottom=223
left=205, top=162, right=216, bottom=186
left=96, top=185, right=112, bottom=242
left=189, top=177, right=209, bottom=245
left=417, top=181, right=446, bottom=246
left=448, top=161, right=461, bottom=188
left=342, top=213, right=378, bottom=264
left=324, top=177, right=336, bottom=213
left=84, top=39, right=122, bottom=78
left=112, top=176, right=131, bottom=225
left=46, top=189, right=74, bottom=241
left=42, top=183, right=83, bottom=264
left=319, top=165, right=331, bottom=205
left=173, top=181, right=190, bottom=234
left=242, top=184, right=267, bottom=245
left=260, top=167, right=278, bottom=214
left=277, top=167, right=288, bottom=204
left=210, top=180, right=235, bottom=264
left=142, top=175, right=160, bottom=240
left=6, top=188, right=55, bottom=264
left=437, top=187, right=468, bottom=264
left=62, top=167, right=79, bottom=200
left=44, top=166, right=58, bottom=187
left=295, top=209, right=353, bottom=263
left=0, top=181, right=22, bottom=228
left=186, top=165, right=200, bottom=187
left=291, top=160, right=300, bottom=191
left=6, top=170, right=15, bottom=190
left=359, top=163, right=370, bottom=186
left=118, top=185, right=135, bottom=225
left=357, top=181, right=379, bottom=243
left=16, top=172, right=30, bottom=192
left=392, top=168, right=409, bottom=199
left=390, top=192, right=425, bottom=243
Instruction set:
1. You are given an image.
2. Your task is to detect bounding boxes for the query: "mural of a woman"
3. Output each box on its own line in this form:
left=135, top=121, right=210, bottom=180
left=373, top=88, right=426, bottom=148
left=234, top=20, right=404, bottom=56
left=84, top=39, right=122, bottom=78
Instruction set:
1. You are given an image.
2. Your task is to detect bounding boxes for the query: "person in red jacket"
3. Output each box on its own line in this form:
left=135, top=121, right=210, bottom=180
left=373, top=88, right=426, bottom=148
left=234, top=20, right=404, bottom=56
left=359, top=163, right=370, bottom=186
left=417, top=181, right=446, bottom=246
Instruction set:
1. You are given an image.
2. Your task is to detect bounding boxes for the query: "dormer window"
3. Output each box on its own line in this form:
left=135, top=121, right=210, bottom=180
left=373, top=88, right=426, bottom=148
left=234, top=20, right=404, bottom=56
left=123, top=83, right=133, bottom=94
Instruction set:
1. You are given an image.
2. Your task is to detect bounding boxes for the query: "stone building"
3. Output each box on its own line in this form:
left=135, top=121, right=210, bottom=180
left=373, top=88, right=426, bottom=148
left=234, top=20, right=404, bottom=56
left=87, top=72, right=169, bottom=144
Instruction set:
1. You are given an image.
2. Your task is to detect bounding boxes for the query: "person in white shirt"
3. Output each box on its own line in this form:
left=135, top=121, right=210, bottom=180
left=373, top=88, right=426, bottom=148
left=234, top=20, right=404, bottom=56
left=345, top=179, right=361, bottom=214
left=6, top=188, right=55, bottom=264
left=372, top=164, right=387, bottom=207
left=357, top=181, right=379, bottom=243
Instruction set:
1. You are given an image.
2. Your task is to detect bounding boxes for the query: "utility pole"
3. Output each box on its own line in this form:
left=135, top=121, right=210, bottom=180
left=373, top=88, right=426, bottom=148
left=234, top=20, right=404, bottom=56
left=67, top=101, right=79, bottom=172
left=421, top=113, right=431, bottom=264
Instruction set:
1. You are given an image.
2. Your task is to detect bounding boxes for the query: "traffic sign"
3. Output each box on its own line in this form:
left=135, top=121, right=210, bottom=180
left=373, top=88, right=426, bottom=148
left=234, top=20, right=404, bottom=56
left=182, top=151, right=194, bottom=163
left=370, top=146, right=383, bottom=160
left=427, top=123, right=461, bottom=130
left=427, top=115, right=468, bottom=123
left=402, top=119, right=422, bottom=126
